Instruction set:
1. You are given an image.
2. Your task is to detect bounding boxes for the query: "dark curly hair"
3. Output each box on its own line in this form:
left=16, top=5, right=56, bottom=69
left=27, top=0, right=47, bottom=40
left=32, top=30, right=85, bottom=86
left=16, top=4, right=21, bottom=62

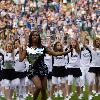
left=53, top=41, right=63, bottom=52
left=93, top=37, right=100, bottom=49
left=28, top=30, right=42, bottom=48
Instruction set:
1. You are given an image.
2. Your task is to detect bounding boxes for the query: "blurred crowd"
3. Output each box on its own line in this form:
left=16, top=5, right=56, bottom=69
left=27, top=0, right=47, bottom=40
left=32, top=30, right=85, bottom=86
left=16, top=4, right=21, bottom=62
left=0, top=0, right=100, bottom=47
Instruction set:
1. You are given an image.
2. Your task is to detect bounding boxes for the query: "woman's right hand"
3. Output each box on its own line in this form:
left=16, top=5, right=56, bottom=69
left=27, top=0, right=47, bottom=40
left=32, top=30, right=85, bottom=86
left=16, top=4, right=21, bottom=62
left=65, top=48, right=72, bottom=55
left=19, top=45, right=26, bottom=62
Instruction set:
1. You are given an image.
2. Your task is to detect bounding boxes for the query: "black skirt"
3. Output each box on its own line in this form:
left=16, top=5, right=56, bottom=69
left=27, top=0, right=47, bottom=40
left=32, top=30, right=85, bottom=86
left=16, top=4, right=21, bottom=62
left=15, top=71, right=27, bottom=79
left=47, top=72, right=52, bottom=79
left=0, top=69, right=2, bottom=81
left=28, top=64, right=48, bottom=80
left=2, top=69, right=16, bottom=80
left=89, top=67, right=100, bottom=75
left=52, top=66, right=68, bottom=77
left=67, top=68, right=82, bottom=77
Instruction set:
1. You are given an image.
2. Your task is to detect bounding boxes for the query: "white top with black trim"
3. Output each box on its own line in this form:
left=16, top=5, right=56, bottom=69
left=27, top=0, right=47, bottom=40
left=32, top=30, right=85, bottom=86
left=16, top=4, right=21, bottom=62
left=44, top=54, right=52, bottom=72
left=92, top=49, right=100, bottom=67
left=67, top=49, right=80, bottom=68
left=14, top=48, right=26, bottom=72
left=80, top=47, right=92, bottom=67
left=3, top=52, right=14, bottom=69
left=53, top=55, right=66, bottom=67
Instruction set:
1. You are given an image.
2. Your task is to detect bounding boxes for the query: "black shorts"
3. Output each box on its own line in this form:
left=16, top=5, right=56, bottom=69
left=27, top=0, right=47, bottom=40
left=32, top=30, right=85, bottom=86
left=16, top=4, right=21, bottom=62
left=15, top=71, right=28, bottom=79
left=52, top=66, right=68, bottom=77
left=89, top=67, right=100, bottom=76
left=2, top=69, right=16, bottom=80
left=0, top=70, right=2, bottom=81
left=47, top=72, right=52, bottom=79
left=67, top=68, right=82, bottom=77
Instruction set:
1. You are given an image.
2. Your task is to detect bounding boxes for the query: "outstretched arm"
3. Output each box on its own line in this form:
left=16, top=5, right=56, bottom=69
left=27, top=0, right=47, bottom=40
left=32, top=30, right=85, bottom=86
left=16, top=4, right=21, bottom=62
left=46, top=47, right=71, bottom=56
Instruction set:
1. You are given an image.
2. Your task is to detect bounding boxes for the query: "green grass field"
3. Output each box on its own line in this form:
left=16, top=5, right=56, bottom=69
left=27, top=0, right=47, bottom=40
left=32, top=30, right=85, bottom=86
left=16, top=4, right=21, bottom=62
left=0, top=92, right=100, bottom=100
left=0, top=85, right=100, bottom=100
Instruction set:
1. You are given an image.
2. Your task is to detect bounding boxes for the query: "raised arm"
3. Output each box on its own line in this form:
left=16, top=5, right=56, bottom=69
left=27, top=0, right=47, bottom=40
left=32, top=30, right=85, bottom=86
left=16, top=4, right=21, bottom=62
left=19, top=46, right=26, bottom=62
left=19, top=35, right=27, bottom=62
left=46, top=47, right=71, bottom=56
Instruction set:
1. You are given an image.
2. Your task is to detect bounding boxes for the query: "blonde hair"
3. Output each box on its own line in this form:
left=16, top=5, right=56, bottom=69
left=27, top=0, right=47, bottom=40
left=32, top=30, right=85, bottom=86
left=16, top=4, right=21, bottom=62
left=69, top=38, right=81, bottom=54
left=80, top=31, right=89, bottom=43
left=4, top=40, right=13, bottom=51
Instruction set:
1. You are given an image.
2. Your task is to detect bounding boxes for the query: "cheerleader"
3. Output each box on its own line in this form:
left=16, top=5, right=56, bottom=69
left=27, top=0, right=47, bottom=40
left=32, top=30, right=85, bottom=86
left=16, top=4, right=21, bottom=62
left=51, top=41, right=68, bottom=99
left=65, top=38, right=82, bottom=100
left=19, top=30, right=71, bottom=100
left=80, top=38, right=93, bottom=99
left=13, top=39, right=28, bottom=100
left=1, top=41, right=18, bottom=100
left=88, top=37, right=100, bottom=99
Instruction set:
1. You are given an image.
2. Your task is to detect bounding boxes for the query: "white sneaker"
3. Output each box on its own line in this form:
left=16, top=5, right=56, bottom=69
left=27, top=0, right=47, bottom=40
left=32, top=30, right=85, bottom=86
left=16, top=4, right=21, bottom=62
left=28, top=93, right=33, bottom=97
left=78, top=93, right=84, bottom=99
left=47, top=97, right=52, bottom=100
left=95, top=93, right=99, bottom=96
left=23, top=93, right=28, bottom=98
left=65, top=93, right=73, bottom=100
left=21, top=98, right=24, bottom=100
left=16, top=97, right=20, bottom=100
left=98, top=92, right=100, bottom=95
left=92, top=90, right=96, bottom=94
left=88, top=95, right=93, bottom=100
left=16, top=97, right=24, bottom=100
left=83, top=86, right=85, bottom=91
left=70, top=92, right=73, bottom=97
left=0, top=92, right=5, bottom=97
left=74, top=91, right=77, bottom=93
left=64, top=96, right=71, bottom=100
left=59, top=90, right=63, bottom=97
left=20, top=98, right=24, bottom=100
left=64, top=97, right=69, bottom=100
left=54, top=91, right=59, bottom=97
left=59, top=94, right=63, bottom=97
left=12, top=95, right=15, bottom=99
left=68, top=96, right=71, bottom=100
left=18, top=95, right=24, bottom=100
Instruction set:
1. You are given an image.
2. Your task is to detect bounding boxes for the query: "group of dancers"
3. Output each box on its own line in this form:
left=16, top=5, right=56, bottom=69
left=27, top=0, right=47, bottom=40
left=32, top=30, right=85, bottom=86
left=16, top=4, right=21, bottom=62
left=45, top=37, right=100, bottom=100
left=0, top=31, right=100, bottom=100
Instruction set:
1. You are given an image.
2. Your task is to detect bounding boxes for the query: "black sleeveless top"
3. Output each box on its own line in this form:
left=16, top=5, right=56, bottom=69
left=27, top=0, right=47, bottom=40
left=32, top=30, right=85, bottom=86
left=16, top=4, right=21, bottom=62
left=26, top=45, right=48, bottom=78
left=26, top=45, right=47, bottom=68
